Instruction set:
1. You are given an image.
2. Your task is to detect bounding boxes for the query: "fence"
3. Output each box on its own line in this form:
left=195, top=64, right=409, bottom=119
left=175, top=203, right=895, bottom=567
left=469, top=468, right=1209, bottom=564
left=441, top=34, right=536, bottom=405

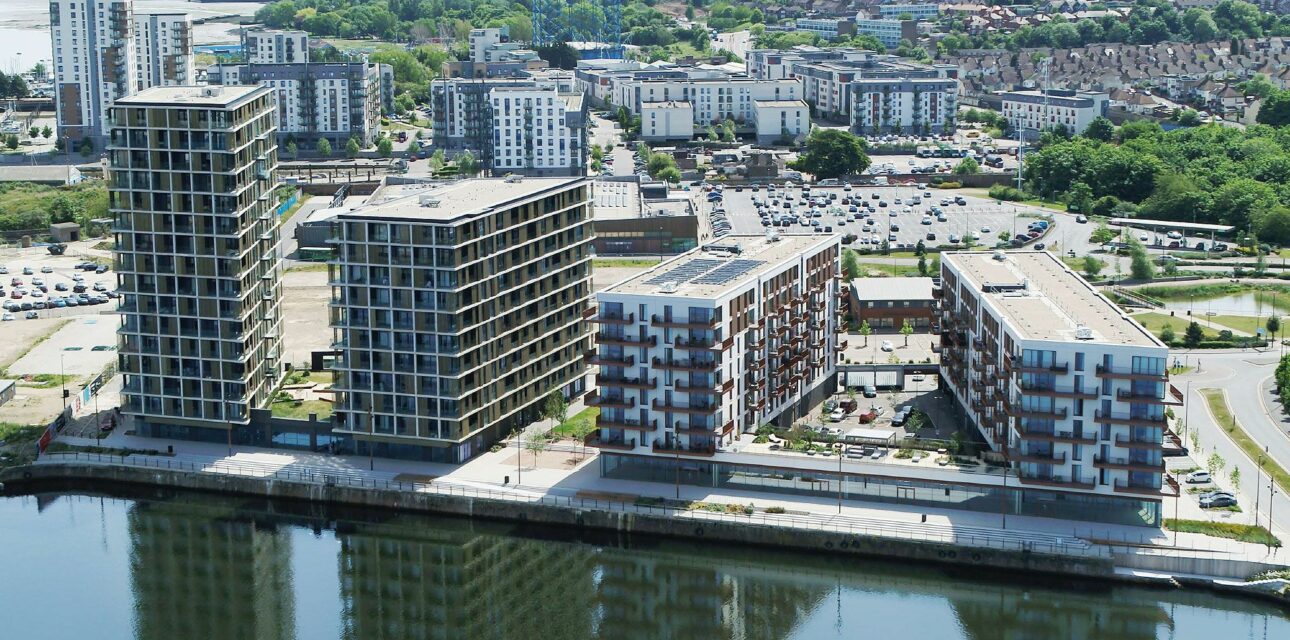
left=35, top=451, right=1107, bottom=559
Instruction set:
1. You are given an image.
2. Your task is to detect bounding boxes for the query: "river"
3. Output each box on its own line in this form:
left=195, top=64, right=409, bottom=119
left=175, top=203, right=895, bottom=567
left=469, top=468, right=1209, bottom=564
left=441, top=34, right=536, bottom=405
left=1, top=489, right=1287, bottom=640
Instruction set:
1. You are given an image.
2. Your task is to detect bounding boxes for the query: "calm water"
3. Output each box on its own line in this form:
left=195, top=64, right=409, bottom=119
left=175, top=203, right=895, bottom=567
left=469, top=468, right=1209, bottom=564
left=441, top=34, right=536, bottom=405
left=1161, top=291, right=1290, bottom=316
left=1, top=489, right=1288, bottom=640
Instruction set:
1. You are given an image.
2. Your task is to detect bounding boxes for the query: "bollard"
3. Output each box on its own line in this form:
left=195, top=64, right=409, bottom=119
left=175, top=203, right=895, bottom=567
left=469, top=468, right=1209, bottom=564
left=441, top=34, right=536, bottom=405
left=921, top=514, right=927, bottom=523
left=504, top=475, right=510, bottom=485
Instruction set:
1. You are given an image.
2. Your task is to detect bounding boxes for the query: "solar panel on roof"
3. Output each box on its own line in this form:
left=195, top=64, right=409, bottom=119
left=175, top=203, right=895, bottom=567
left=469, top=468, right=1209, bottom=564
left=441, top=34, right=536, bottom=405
left=642, top=258, right=723, bottom=286
left=691, top=259, right=765, bottom=286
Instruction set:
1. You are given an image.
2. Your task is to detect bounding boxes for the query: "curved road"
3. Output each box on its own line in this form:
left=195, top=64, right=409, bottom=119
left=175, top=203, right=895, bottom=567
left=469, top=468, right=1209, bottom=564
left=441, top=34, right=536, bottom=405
left=1173, top=348, right=1290, bottom=541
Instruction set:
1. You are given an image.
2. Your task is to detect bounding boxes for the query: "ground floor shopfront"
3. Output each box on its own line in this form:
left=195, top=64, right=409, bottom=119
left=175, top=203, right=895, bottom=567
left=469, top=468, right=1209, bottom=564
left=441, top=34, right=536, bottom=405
left=600, top=453, right=1161, bottom=527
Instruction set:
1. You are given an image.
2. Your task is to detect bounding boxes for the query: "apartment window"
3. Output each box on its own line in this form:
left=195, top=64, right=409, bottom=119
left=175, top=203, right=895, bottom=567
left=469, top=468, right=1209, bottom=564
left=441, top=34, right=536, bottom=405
left=1074, top=352, right=1084, bottom=372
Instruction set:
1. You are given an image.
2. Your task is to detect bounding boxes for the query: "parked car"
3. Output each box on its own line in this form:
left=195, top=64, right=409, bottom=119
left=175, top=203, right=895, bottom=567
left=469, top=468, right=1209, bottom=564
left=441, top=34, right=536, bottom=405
left=40, top=266, right=53, bottom=273
left=1186, top=470, right=1211, bottom=484
left=862, top=385, right=877, bottom=398
left=880, top=340, right=894, bottom=352
left=829, top=409, right=846, bottom=422
left=1200, top=495, right=1238, bottom=509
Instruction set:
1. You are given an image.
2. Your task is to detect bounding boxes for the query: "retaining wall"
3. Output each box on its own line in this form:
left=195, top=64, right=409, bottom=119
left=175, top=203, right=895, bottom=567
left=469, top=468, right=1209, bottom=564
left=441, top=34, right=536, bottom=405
left=3, top=463, right=1114, bottom=579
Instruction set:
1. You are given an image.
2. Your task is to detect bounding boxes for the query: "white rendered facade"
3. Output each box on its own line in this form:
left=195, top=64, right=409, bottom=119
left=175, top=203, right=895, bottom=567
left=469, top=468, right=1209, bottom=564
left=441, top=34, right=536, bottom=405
left=587, top=235, right=840, bottom=456
left=244, top=28, right=308, bottom=64
left=489, top=87, right=585, bottom=175
left=616, top=76, right=801, bottom=126
left=753, top=100, right=808, bottom=142
left=133, top=12, right=194, bottom=90
left=1000, top=89, right=1109, bottom=134
left=51, top=0, right=137, bottom=141
left=640, top=101, right=694, bottom=141
left=939, top=251, right=1177, bottom=518
left=469, top=27, right=505, bottom=62
left=206, top=61, right=385, bottom=146
left=850, top=77, right=958, bottom=134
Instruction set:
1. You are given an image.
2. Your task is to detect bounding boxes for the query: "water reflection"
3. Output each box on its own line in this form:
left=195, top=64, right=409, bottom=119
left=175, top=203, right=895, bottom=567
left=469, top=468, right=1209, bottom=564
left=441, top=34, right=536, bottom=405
left=3, top=491, right=1286, bottom=640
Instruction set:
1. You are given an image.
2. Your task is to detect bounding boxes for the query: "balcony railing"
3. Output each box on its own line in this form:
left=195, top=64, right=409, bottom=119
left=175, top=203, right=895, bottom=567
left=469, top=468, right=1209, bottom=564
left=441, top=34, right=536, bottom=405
left=595, top=332, right=657, bottom=348
left=584, top=430, right=636, bottom=450
left=1007, top=406, right=1069, bottom=420
left=651, top=315, right=719, bottom=329
left=1116, top=389, right=1183, bottom=406
left=1113, top=433, right=1164, bottom=449
left=1015, top=360, right=1069, bottom=374
left=652, top=438, right=717, bottom=457
left=1018, top=383, right=1097, bottom=399
left=652, top=357, right=719, bottom=372
left=585, top=393, right=636, bottom=410
left=1095, top=365, right=1167, bottom=381
left=1096, top=411, right=1167, bottom=427
left=1094, top=456, right=1163, bottom=472
left=595, top=375, right=657, bottom=390
left=1017, top=429, right=1097, bottom=444
left=596, top=417, right=656, bottom=432
left=585, top=351, right=635, bottom=368
left=652, top=399, right=720, bottom=415
left=1011, top=450, right=1067, bottom=464
left=1015, top=472, right=1096, bottom=489
left=592, top=311, right=634, bottom=325
left=1112, top=479, right=1174, bottom=496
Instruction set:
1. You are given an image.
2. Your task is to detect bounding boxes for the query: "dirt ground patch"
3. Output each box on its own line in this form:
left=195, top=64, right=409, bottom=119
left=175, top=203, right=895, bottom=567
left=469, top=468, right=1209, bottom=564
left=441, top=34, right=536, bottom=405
left=0, top=318, right=70, bottom=370
left=280, top=269, right=331, bottom=369
left=593, top=266, right=651, bottom=291
left=502, top=446, right=593, bottom=470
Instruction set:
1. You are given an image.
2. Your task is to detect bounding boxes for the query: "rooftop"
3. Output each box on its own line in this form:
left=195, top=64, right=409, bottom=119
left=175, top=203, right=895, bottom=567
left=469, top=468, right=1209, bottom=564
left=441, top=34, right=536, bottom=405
left=754, top=99, right=808, bottom=108
left=943, top=251, right=1162, bottom=348
left=338, top=177, right=585, bottom=223
left=851, top=277, right=934, bottom=302
left=641, top=100, right=692, bottom=109
left=116, top=85, right=265, bottom=108
left=604, top=234, right=836, bottom=298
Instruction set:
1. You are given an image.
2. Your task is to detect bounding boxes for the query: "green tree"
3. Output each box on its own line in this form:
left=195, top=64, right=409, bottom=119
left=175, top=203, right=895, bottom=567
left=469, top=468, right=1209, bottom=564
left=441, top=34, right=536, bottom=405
left=1128, top=237, right=1155, bottom=280
left=1089, top=223, right=1118, bottom=245
left=4, top=134, right=17, bottom=150
left=525, top=433, right=549, bottom=466
left=1256, top=89, right=1290, bottom=127
left=376, top=136, right=393, bottom=158
left=1185, top=321, right=1205, bottom=347
left=953, top=156, right=979, bottom=175
left=27, top=127, right=37, bottom=138
left=1160, top=323, right=1176, bottom=344
left=1084, top=117, right=1115, bottom=142
left=1082, top=255, right=1104, bottom=278
left=1212, top=0, right=1263, bottom=38
left=40, top=126, right=51, bottom=139
left=78, top=138, right=93, bottom=157
left=1230, top=466, right=1241, bottom=490
left=1206, top=452, right=1226, bottom=477
left=899, top=319, right=914, bottom=346
left=541, top=390, right=569, bottom=427
left=345, top=137, right=361, bottom=159
left=316, top=138, right=332, bottom=156
left=286, top=140, right=298, bottom=157
left=455, top=150, right=480, bottom=176
left=1066, top=181, right=1094, bottom=214
left=1267, top=315, right=1281, bottom=340
left=859, top=320, right=873, bottom=347
left=841, top=249, right=860, bottom=281
left=917, top=254, right=928, bottom=276
left=429, top=148, right=445, bottom=171
left=789, top=128, right=871, bottom=180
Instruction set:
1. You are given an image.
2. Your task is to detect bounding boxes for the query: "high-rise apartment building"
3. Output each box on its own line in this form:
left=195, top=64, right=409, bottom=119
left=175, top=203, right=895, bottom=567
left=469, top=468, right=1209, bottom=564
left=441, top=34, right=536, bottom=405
left=111, top=85, right=284, bottom=444
left=328, top=177, right=594, bottom=462
left=133, top=12, right=194, bottom=90
left=938, top=251, right=1179, bottom=526
left=243, top=28, right=309, bottom=64
left=51, top=0, right=137, bottom=142
left=586, top=234, right=839, bottom=460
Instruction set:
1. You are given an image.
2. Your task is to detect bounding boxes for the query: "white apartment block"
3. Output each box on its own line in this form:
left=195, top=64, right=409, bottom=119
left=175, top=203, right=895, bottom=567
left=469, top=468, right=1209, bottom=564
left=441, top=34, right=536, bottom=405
left=206, top=61, right=385, bottom=146
left=753, top=100, right=808, bottom=142
left=999, top=89, right=1109, bottom=135
left=244, top=28, right=309, bottom=64
left=850, top=77, right=958, bottom=134
left=640, top=101, right=694, bottom=141
left=586, top=235, right=840, bottom=458
left=489, top=87, right=586, bottom=176
left=854, top=19, right=915, bottom=49
left=614, top=74, right=807, bottom=143
left=878, top=4, right=940, bottom=20
left=939, top=251, right=1179, bottom=527
left=51, top=0, right=137, bottom=142
left=468, top=27, right=506, bottom=62
left=133, top=12, right=194, bottom=90
left=794, top=18, right=855, bottom=41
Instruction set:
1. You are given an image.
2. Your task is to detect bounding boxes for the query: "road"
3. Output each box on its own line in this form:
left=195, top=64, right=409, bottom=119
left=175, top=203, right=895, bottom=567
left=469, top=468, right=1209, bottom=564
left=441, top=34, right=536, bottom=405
left=1173, top=348, right=1290, bottom=540
left=714, top=30, right=752, bottom=62
left=588, top=111, right=635, bottom=177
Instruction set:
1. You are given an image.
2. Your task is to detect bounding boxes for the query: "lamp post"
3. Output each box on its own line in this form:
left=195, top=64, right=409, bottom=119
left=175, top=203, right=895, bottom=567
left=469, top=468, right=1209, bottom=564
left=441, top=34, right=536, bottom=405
left=368, top=405, right=375, bottom=471
left=1255, top=452, right=1266, bottom=529
left=1269, top=480, right=1278, bottom=547
left=837, top=441, right=843, bottom=514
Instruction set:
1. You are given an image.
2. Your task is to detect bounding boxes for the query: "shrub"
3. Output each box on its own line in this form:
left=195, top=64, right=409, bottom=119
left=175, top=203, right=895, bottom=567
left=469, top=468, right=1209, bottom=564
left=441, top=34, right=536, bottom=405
left=765, top=506, right=787, bottom=514
left=988, top=184, right=1027, bottom=201
left=931, top=180, right=961, bottom=189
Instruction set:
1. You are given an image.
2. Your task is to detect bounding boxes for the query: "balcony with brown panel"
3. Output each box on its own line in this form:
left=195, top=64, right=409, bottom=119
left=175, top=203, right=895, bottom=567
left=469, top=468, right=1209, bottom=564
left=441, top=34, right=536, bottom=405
left=592, top=311, right=635, bottom=325
left=1113, top=479, right=1177, bottom=497
left=1095, top=365, right=1168, bottom=381
left=596, top=417, right=657, bottom=432
left=1010, top=450, right=1067, bottom=465
left=1015, top=360, right=1069, bottom=374
left=585, top=351, right=636, bottom=368
left=1005, top=404, right=1068, bottom=420
left=583, top=430, right=636, bottom=451
left=652, top=438, right=716, bottom=457
left=652, top=357, right=719, bottom=372
left=652, top=399, right=720, bottom=415
left=1116, top=388, right=1183, bottom=406
left=1113, top=433, right=1164, bottom=449
left=651, top=314, right=719, bottom=330
left=1018, top=383, right=1097, bottom=400
left=1017, top=429, right=1098, bottom=445
left=1096, top=411, right=1167, bottom=427
left=586, top=393, right=636, bottom=410
left=595, top=374, right=657, bottom=390
left=1094, top=455, right=1164, bottom=473
left=1015, top=472, right=1096, bottom=490
left=673, top=377, right=734, bottom=394
left=595, top=332, right=657, bottom=348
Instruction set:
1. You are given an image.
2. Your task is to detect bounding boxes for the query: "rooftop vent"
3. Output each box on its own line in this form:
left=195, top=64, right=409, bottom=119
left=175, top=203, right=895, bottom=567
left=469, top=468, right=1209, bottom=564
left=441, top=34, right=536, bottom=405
left=504, top=174, right=523, bottom=183
left=419, top=194, right=441, bottom=207
left=765, top=228, right=780, bottom=243
left=659, top=281, right=679, bottom=293
left=992, top=250, right=1007, bottom=261
left=1075, top=325, right=1095, bottom=340
left=202, top=86, right=221, bottom=98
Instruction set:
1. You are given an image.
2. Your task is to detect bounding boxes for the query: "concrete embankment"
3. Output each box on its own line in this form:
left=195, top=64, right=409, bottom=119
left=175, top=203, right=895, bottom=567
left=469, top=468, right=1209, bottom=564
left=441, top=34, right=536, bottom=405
left=2, top=462, right=1117, bottom=580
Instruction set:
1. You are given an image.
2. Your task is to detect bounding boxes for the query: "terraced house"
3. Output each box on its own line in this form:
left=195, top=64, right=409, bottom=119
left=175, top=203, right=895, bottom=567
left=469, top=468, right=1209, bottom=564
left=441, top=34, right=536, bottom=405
left=112, top=85, right=283, bottom=444
left=938, top=251, right=1181, bottom=526
left=328, top=177, right=594, bottom=462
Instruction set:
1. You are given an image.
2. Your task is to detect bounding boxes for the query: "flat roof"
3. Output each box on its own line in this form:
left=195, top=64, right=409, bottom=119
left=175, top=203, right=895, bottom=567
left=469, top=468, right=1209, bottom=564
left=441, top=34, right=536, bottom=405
left=338, top=177, right=584, bottom=223
left=604, top=234, right=836, bottom=298
left=943, top=251, right=1162, bottom=347
left=593, top=180, right=640, bottom=220
left=754, top=99, right=807, bottom=108
left=852, top=277, right=934, bottom=302
left=116, top=85, right=265, bottom=107
left=641, top=100, right=692, bottom=109
left=1109, top=218, right=1234, bottom=233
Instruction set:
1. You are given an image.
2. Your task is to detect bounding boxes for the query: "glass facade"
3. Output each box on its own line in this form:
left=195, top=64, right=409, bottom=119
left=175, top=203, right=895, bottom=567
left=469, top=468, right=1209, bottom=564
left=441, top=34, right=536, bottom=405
left=602, top=454, right=1161, bottom=527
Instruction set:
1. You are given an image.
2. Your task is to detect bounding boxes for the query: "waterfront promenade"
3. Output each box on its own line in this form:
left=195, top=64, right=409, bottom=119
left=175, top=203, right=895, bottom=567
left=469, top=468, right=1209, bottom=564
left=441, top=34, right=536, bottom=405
left=34, top=425, right=1288, bottom=580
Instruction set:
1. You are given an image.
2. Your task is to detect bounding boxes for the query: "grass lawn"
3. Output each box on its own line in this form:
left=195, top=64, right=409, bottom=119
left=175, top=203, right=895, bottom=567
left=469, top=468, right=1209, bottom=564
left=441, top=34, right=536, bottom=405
left=958, top=188, right=1068, bottom=211
left=550, top=407, right=599, bottom=440
left=320, top=39, right=406, bottom=55
left=1165, top=519, right=1280, bottom=547
left=1130, top=312, right=1217, bottom=339
left=0, top=421, right=43, bottom=443
left=1199, top=389, right=1290, bottom=496
left=856, top=263, right=924, bottom=277
left=271, top=399, right=334, bottom=420
left=277, top=194, right=313, bottom=225
left=1205, top=315, right=1272, bottom=336
left=282, top=370, right=332, bottom=386
left=594, top=258, right=663, bottom=268
left=286, top=263, right=330, bottom=272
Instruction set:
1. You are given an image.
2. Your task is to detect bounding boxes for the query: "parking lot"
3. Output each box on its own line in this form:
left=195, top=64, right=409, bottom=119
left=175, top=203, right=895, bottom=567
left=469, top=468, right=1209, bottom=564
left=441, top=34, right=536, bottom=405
left=0, top=249, right=117, bottom=321
left=703, top=184, right=1054, bottom=250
